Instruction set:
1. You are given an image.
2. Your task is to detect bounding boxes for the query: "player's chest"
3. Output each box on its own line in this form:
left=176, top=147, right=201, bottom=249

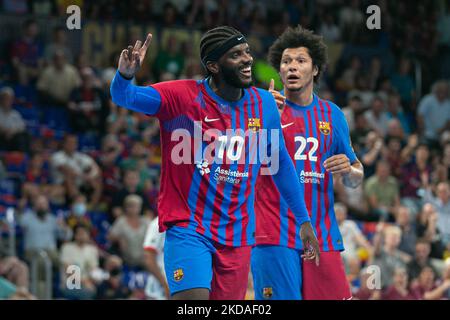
left=280, top=109, right=334, bottom=158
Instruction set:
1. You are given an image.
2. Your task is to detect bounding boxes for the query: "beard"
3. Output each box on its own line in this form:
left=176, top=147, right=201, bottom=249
left=220, top=63, right=252, bottom=89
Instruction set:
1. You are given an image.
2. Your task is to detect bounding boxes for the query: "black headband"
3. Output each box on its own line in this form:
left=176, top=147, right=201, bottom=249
left=202, top=34, right=248, bottom=66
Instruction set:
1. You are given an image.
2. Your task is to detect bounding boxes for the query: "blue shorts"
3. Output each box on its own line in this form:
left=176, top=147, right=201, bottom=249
left=164, top=226, right=251, bottom=299
left=251, top=245, right=302, bottom=300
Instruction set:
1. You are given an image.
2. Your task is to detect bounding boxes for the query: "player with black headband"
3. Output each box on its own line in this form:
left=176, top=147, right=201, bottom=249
left=110, top=26, right=319, bottom=300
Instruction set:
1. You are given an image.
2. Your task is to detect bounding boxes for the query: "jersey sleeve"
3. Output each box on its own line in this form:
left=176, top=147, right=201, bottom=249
left=110, top=70, right=162, bottom=116
left=334, top=106, right=358, bottom=164
left=261, top=90, right=311, bottom=226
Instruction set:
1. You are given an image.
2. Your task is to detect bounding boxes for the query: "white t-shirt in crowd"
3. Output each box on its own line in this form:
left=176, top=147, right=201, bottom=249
left=143, top=218, right=166, bottom=300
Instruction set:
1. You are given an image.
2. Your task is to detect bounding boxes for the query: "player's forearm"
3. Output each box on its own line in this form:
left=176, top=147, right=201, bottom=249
left=272, top=148, right=311, bottom=225
left=342, top=161, right=364, bottom=188
left=110, top=70, right=161, bottom=115
left=144, top=252, right=167, bottom=288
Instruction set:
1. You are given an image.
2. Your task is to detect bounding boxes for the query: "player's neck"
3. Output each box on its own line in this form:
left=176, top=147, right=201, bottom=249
left=208, top=77, right=243, bottom=102
left=285, top=86, right=314, bottom=107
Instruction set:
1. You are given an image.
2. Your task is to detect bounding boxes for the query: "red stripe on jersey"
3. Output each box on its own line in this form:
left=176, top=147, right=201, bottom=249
left=251, top=88, right=264, bottom=128
left=306, top=109, right=322, bottom=247
left=284, top=108, right=298, bottom=248
left=194, top=163, right=210, bottom=235
left=224, top=102, right=245, bottom=246
left=323, top=101, right=335, bottom=250
left=313, top=105, right=326, bottom=250
left=318, top=100, right=328, bottom=153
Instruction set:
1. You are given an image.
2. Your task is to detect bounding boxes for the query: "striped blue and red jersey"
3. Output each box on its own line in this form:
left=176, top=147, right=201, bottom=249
left=255, top=94, right=357, bottom=252
left=107, top=75, right=310, bottom=247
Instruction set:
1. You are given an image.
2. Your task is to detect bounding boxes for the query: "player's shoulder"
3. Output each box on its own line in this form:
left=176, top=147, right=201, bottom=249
left=151, top=79, right=199, bottom=90
left=316, top=96, right=343, bottom=113
left=316, top=96, right=347, bottom=120
left=252, top=87, right=274, bottom=101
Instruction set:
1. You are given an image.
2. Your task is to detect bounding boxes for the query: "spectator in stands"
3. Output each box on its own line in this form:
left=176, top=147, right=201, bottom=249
left=106, top=104, right=139, bottom=138
left=400, top=142, right=432, bottom=204
left=364, top=96, right=390, bottom=137
left=416, top=203, right=446, bottom=259
left=382, top=267, right=414, bottom=300
left=0, top=87, right=30, bottom=152
left=19, top=194, right=71, bottom=266
left=60, top=224, right=98, bottom=299
left=417, top=80, right=450, bottom=149
left=37, top=50, right=81, bottom=107
left=410, top=266, right=449, bottom=299
left=336, top=55, right=362, bottom=92
left=382, top=136, right=403, bottom=179
left=335, top=176, right=370, bottom=221
left=44, top=26, right=73, bottom=65
left=373, top=225, right=411, bottom=288
left=0, top=277, right=35, bottom=300
left=108, top=195, right=151, bottom=269
left=396, top=206, right=417, bottom=256
left=342, top=95, right=363, bottom=132
left=97, top=134, right=123, bottom=204
left=359, top=131, right=384, bottom=178
left=350, top=111, right=372, bottom=153
left=110, top=169, right=152, bottom=221
left=367, top=57, right=383, bottom=92
left=96, top=255, right=131, bottom=299
left=66, top=194, right=93, bottom=231
left=10, top=19, right=44, bottom=85
left=335, top=202, right=373, bottom=266
left=422, top=181, right=450, bottom=248
left=338, top=0, right=364, bottom=42
left=119, top=140, right=154, bottom=188
left=385, top=119, right=406, bottom=143
left=319, top=13, right=341, bottom=43
left=390, top=56, right=415, bottom=111
left=349, top=75, right=375, bottom=108
left=0, top=247, right=30, bottom=291
left=67, top=67, right=108, bottom=134
left=365, top=161, right=401, bottom=222
left=407, top=239, right=438, bottom=284
left=353, top=267, right=381, bottom=300
left=386, top=91, right=411, bottom=135
left=50, top=134, right=102, bottom=207
left=152, top=35, right=185, bottom=81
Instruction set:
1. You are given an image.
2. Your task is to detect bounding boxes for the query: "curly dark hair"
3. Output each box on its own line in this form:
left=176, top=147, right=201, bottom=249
left=268, top=25, right=328, bottom=84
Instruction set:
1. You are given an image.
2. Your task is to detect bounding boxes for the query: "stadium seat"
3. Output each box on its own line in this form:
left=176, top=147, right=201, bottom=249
left=42, top=106, right=69, bottom=131
left=2, top=152, right=27, bottom=177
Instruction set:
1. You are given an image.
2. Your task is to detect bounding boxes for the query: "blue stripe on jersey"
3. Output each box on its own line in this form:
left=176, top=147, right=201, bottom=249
left=316, top=106, right=330, bottom=252
left=231, top=101, right=246, bottom=247
left=244, top=89, right=255, bottom=244
left=295, top=113, right=306, bottom=250
left=217, top=103, right=239, bottom=243
left=187, top=139, right=209, bottom=230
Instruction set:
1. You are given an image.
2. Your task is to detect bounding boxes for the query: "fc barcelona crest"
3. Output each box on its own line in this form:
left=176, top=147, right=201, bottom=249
left=319, top=121, right=331, bottom=135
left=174, top=269, right=184, bottom=281
left=248, top=118, right=261, bottom=132
left=262, top=287, right=273, bottom=299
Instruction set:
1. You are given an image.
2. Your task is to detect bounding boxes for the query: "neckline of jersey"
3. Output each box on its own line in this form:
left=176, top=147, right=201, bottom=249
left=202, top=77, right=249, bottom=107
left=284, top=93, right=318, bottom=111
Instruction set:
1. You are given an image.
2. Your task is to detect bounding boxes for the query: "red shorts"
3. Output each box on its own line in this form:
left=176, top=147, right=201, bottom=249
left=209, top=243, right=251, bottom=300
left=302, top=251, right=352, bottom=300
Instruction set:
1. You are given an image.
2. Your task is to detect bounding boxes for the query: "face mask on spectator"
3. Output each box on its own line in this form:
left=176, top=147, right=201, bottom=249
left=73, top=203, right=87, bottom=217
left=36, top=210, right=47, bottom=218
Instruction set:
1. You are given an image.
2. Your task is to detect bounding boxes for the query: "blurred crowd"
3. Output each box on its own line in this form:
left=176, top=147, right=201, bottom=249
left=0, top=0, right=450, bottom=300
